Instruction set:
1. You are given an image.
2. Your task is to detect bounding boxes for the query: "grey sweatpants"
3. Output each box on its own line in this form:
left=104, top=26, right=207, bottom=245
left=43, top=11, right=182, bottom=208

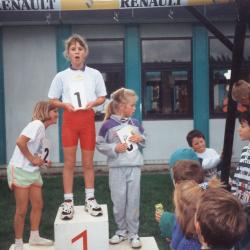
left=109, top=166, right=141, bottom=237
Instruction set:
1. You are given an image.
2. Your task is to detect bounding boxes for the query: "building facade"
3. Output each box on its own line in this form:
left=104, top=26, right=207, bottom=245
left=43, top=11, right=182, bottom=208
left=0, top=4, right=249, bottom=166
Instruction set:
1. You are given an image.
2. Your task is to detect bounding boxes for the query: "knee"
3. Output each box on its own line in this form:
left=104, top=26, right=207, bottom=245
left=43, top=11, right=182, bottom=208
left=15, top=207, right=27, bottom=219
left=83, top=161, right=93, bottom=170
left=32, top=200, right=43, bottom=211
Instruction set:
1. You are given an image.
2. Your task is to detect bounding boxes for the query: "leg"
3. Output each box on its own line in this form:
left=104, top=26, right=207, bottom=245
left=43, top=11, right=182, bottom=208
left=29, top=185, right=43, bottom=231
left=81, top=150, right=94, bottom=188
left=109, top=168, right=127, bottom=234
left=13, top=187, right=29, bottom=239
left=63, top=147, right=77, bottom=193
left=126, top=167, right=141, bottom=236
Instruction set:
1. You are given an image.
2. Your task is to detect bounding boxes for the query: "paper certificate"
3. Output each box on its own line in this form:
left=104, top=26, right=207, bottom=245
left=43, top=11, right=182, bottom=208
left=117, top=126, right=138, bottom=153
left=69, top=78, right=88, bottom=110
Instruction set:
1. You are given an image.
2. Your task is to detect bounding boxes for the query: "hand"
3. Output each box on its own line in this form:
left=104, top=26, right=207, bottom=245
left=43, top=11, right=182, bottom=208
left=115, top=143, right=128, bottom=153
left=86, top=101, right=96, bottom=109
left=63, top=103, right=75, bottom=112
left=31, top=155, right=44, bottom=167
left=129, top=133, right=143, bottom=143
left=155, top=211, right=162, bottom=223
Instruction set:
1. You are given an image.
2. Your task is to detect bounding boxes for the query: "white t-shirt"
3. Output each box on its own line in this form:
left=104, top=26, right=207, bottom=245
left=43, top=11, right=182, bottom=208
left=48, top=66, right=107, bottom=109
left=9, top=120, right=46, bottom=172
left=196, top=148, right=221, bottom=170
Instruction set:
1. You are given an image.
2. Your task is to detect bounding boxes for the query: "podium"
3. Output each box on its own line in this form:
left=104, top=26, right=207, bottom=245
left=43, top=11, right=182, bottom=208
left=54, top=205, right=109, bottom=250
left=10, top=204, right=159, bottom=250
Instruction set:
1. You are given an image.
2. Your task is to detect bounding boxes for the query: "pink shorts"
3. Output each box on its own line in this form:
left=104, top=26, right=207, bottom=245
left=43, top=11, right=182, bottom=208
left=62, top=109, right=96, bottom=150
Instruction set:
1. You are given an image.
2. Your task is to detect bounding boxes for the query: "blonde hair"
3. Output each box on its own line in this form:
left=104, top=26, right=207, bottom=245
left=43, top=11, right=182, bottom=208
left=63, top=34, right=89, bottom=60
left=174, top=178, right=223, bottom=239
left=32, top=101, right=56, bottom=122
left=232, top=79, right=250, bottom=102
left=104, top=88, right=138, bottom=120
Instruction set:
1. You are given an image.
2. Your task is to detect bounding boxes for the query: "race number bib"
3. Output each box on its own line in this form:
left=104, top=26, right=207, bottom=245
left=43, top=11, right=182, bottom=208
left=117, top=126, right=138, bottom=153
left=39, top=138, right=50, bottom=166
left=69, top=78, right=88, bottom=110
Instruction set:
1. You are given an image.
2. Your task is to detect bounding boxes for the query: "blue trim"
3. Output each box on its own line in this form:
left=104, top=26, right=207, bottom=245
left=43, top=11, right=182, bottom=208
left=125, top=25, right=142, bottom=122
left=55, top=25, right=71, bottom=162
left=192, top=25, right=210, bottom=145
left=0, top=29, right=6, bottom=165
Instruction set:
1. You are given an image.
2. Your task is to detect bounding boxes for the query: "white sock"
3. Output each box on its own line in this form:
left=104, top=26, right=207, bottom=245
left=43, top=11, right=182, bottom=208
left=85, top=188, right=94, bottom=201
left=15, top=238, right=23, bottom=246
left=64, top=193, right=74, bottom=204
left=30, top=230, right=39, bottom=239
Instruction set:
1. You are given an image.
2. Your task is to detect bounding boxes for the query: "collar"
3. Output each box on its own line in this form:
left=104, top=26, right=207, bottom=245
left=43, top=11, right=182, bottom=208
left=111, top=114, right=130, bottom=124
left=70, top=64, right=86, bottom=71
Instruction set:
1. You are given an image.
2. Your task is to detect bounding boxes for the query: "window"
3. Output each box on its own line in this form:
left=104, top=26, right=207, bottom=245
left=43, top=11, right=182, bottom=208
left=210, top=37, right=250, bottom=116
left=142, top=38, right=192, bottom=119
left=87, top=39, right=124, bottom=119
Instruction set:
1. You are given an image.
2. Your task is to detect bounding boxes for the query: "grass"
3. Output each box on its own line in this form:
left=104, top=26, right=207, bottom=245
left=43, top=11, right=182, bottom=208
left=0, top=172, right=174, bottom=250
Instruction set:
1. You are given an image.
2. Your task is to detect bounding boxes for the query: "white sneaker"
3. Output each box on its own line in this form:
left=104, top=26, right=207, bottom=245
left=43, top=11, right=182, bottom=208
left=60, top=200, right=74, bottom=220
left=109, top=234, right=128, bottom=244
left=14, top=245, right=23, bottom=250
left=129, top=234, right=142, bottom=249
left=85, top=197, right=103, bottom=216
left=29, top=236, right=53, bottom=246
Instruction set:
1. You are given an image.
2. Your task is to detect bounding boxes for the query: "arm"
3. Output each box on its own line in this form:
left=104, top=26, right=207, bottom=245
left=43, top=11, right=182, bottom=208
left=86, top=96, right=106, bottom=109
left=16, top=135, right=44, bottom=167
left=49, top=98, right=75, bottom=112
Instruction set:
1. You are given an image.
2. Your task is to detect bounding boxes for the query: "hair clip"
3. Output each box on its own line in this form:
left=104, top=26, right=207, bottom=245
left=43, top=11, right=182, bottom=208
left=199, top=182, right=208, bottom=190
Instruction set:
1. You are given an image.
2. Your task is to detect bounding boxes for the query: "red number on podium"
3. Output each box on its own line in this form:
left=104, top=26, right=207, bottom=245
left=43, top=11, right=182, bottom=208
left=71, top=230, right=88, bottom=250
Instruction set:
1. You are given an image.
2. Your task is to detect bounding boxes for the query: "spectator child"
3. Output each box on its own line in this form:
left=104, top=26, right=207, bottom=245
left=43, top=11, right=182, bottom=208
left=232, top=80, right=250, bottom=109
left=7, top=101, right=58, bottom=250
left=96, top=88, right=146, bottom=249
left=173, top=178, right=222, bottom=250
left=195, top=188, right=247, bottom=250
left=231, top=111, right=250, bottom=250
left=156, top=159, right=204, bottom=243
left=186, top=129, right=221, bottom=180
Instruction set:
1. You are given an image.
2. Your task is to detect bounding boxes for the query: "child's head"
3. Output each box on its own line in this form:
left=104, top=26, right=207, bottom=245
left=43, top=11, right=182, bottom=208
left=63, top=34, right=89, bottom=60
left=186, top=129, right=206, bottom=153
left=32, top=101, right=58, bottom=123
left=173, top=160, right=204, bottom=184
left=238, top=111, right=250, bottom=141
left=173, top=178, right=222, bottom=239
left=104, top=88, right=138, bottom=120
left=195, top=188, right=247, bottom=249
left=232, top=80, right=250, bottom=107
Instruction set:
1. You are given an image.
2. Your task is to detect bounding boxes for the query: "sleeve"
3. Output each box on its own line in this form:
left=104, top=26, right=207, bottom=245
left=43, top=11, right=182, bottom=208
left=159, top=211, right=176, bottom=239
left=96, top=135, right=118, bottom=158
left=201, top=149, right=221, bottom=170
left=48, top=73, right=63, bottom=99
left=132, top=119, right=146, bottom=149
left=95, top=70, right=107, bottom=97
left=21, top=121, right=43, bottom=141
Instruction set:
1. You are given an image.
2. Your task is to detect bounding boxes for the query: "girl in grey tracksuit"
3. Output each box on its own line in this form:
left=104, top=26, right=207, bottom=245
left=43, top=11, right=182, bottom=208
left=96, top=88, right=146, bottom=248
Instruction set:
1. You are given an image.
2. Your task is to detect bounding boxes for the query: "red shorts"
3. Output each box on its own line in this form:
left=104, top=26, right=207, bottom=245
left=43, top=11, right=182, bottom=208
left=62, top=109, right=96, bottom=150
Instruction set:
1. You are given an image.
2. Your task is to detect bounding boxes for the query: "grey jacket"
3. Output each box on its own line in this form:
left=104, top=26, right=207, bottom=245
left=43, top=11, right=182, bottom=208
left=96, top=115, right=146, bottom=167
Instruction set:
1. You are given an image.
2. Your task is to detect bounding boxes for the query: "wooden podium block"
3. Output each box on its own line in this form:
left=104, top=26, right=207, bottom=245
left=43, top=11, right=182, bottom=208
left=54, top=205, right=109, bottom=250
left=109, top=237, right=159, bottom=250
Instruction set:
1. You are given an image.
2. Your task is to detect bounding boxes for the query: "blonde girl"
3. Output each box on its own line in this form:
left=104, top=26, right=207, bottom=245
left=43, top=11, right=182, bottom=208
left=7, top=101, right=58, bottom=250
left=96, top=88, right=146, bottom=249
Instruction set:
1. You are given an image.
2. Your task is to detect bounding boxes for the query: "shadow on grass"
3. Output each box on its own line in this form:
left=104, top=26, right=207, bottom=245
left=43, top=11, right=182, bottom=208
left=0, top=172, right=174, bottom=250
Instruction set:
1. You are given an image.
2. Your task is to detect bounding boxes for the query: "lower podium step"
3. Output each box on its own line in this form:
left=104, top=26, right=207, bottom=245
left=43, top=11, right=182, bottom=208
left=10, top=237, right=159, bottom=250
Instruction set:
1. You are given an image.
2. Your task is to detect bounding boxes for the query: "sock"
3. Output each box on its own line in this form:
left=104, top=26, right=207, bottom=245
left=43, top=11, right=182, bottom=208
left=30, top=230, right=39, bottom=239
left=15, top=238, right=23, bottom=246
left=64, top=193, right=74, bottom=204
left=85, top=188, right=94, bottom=201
